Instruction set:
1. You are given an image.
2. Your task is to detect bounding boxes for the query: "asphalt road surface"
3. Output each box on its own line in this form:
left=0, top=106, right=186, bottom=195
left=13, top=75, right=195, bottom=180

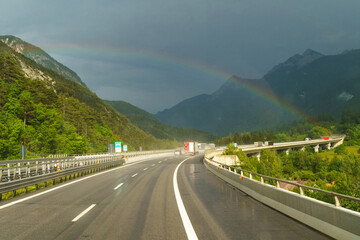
left=0, top=155, right=330, bottom=240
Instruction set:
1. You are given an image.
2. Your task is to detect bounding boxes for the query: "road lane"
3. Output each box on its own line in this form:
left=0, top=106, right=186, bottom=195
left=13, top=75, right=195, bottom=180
left=0, top=155, right=187, bottom=240
left=177, top=156, right=331, bottom=240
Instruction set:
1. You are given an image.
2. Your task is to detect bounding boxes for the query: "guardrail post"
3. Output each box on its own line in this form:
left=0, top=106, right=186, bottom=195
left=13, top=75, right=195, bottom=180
left=17, top=163, right=21, bottom=179
left=233, top=168, right=237, bottom=173
left=0, top=169, right=2, bottom=182
left=249, top=173, right=252, bottom=179
left=334, top=196, right=341, bottom=207
left=241, top=170, right=243, bottom=176
left=27, top=162, right=30, bottom=177
left=299, top=186, right=304, bottom=195
left=276, top=181, right=280, bottom=188
left=7, top=164, right=10, bottom=181
left=261, top=177, right=264, bottom=183
left=35, top=161, right=38, bottom=176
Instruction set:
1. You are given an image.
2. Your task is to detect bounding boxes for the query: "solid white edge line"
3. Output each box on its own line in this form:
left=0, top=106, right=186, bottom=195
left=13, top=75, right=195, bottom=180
left=0, top=158, right=154, bottom=210
left=143, top=168, right=148, bottom=171
left=131, top=173, right=138, bottom=177
left=72, top=204, right=96, bottom=222
left=173, top=157, right=198, bottom=240
left=113, top=183, right=124, bottom=190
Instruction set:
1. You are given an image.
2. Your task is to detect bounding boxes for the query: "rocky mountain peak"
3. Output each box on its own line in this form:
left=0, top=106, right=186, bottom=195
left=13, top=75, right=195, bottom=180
left=266, top=49, right=324, bottom=76
left=0, top=35, right=85, bottom=86
left=0, top=35, right=27, bottom=53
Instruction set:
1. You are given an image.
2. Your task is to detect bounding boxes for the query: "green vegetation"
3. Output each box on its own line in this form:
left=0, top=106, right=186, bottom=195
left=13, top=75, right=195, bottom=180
left=223, top=144, right=360, bottom=211
left=105, top=100, right=217, bottom=142
left=219, top=111, right=360, bottom=211
left=0, top=41, right=178, bottom=160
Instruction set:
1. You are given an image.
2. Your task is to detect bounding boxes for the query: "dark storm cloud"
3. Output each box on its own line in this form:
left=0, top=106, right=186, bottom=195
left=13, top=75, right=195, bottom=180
left=1, top=0, right=360, bottom=112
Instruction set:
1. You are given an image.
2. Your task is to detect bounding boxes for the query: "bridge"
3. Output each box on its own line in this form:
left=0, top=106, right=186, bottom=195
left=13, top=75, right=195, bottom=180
left=0, top=137, right=358, bottom=240
left=214, top=136, right=345, bottom=162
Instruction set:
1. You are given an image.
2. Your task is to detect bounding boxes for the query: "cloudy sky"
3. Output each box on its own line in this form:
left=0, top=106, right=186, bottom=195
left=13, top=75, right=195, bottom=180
left=1, top=0, right=360, bottom=113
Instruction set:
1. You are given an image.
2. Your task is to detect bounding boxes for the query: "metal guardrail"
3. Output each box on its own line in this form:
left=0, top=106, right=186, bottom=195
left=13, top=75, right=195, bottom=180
left=0, top=150, right=174, bottom=182
left=0, top=158, right=123, bottom=197
left=205, top=157, right=360, bottom=208
left=0, top=149, right=175, bottom=199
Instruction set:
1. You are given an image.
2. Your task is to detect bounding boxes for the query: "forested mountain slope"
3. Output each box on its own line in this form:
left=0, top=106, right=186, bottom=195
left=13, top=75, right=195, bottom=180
left=155, top=76, right=295, bottom=135
left=156, top=49, right=360, bottom=135
left=105, top=100, right=217, bottom=142
left=0, top=41, right=176, bottom=159
left=264, top=49, right=360, bottom=116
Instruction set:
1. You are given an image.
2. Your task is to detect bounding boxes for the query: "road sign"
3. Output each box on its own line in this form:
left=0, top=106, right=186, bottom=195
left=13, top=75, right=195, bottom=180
left=123, top=145, right=128, bottom=152
left=20, top=146, right=26, bottom=159
left=139, top=146, right=142, bottom=151
left=115, top=142, right=122, bottom=153
left=108, top=144, right=115, bottom=153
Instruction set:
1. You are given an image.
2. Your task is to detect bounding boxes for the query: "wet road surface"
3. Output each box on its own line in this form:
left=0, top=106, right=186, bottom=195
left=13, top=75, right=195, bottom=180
left=0, top=155, right=330, bottom=239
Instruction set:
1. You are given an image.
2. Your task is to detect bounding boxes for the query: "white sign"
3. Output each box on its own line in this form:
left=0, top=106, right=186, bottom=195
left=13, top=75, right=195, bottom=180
left=189, top=142, right=194, bottom=152
left=115, top=142, right=122, bottom=153
left=123, top=145, right=128, bottom=152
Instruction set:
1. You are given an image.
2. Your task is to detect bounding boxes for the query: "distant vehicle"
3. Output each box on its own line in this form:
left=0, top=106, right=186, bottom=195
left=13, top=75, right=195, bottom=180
left=305, top=138, right=312, bottom=141
left=184, top=142, right=198, bottom=155
left=321, top=136, right=330, bottom=140
left=174, top=150, right=181, bottom=155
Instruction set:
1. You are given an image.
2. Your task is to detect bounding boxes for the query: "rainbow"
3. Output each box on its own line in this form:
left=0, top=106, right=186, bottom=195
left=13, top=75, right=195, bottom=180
left=27, top=43, right=308, bottom=120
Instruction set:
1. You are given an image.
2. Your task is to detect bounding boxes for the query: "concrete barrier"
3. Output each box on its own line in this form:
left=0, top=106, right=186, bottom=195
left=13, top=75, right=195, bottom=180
left=204, top=159, right=360, bottom=240
left=125, top=151, right=175, bottom=164
left=213, top=155, right=239, bottom=165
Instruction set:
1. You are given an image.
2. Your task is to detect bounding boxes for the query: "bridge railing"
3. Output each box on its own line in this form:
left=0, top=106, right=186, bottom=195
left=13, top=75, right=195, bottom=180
left=205, top=156, right=360, bottom=209
left=204, top=156, right=360, bottom=239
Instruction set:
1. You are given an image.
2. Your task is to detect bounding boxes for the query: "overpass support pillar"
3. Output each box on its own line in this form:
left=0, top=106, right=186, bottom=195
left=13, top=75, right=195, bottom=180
left=300, top=147, right=305, bottom=152
left=285, top=149, right=290, bottom=155
left=326, top=143, right=331, bottom=150
left=256, top=152, right=261, bottom=161
left=313, top=145, right=319, bottom=153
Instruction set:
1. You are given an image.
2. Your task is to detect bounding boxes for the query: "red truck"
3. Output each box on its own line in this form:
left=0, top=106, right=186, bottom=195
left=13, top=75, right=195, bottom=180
left=321, top=136, right=330, bottom=140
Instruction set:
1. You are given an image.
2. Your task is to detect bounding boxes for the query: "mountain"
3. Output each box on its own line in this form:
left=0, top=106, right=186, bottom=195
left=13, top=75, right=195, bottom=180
left=104, top=100, right=217, bottom=142
left=155, top=48, right=360, bottom=135
left=264, top=49, right=360, bottom=116
left=0, top=39, right=176, bottom=160
left=267, top=49, right=324, bottom=76
left=155, top=76, right=296, bottom=135
left=0, top=35, right=85, bottom=86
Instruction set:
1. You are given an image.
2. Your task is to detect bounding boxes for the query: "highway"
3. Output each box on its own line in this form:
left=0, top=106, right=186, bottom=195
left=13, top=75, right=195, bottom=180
left=0, top=155, right=330, bottom=240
